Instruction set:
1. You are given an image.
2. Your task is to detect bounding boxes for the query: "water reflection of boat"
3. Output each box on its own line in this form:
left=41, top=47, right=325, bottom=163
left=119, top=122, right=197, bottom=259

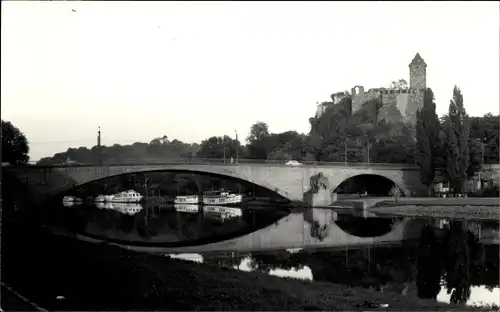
left=63, top=201, right=82, bottom=207
left=174, top=195, right=200, bottom=204
left=203, top=205, right=243, bottom=222
left=174, top=204, right=200, bottom=214
left=63, top=196, right=82, bottom=203
left=202, top=190, right=243, bottom=205
left=95, top=202, right=143, bottom=215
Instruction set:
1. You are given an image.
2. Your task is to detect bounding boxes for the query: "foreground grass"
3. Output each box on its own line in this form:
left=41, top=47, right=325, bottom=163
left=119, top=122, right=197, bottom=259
left=1, top=218, right=496, bottom=311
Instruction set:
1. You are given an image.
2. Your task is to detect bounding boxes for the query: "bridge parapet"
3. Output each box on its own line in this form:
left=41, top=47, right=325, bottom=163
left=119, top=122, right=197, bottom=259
left=26, top=158, right=420, bottom=169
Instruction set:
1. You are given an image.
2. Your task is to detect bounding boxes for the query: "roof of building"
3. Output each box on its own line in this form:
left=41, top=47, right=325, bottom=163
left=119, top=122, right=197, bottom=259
left=409, top=53, right=427, bottom=67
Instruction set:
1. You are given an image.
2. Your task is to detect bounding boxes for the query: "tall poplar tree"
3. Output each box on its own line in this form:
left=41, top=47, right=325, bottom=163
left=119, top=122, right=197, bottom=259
left=415, top=88, right=440, bottom=194
left=445, top=86, right=470, bottom=193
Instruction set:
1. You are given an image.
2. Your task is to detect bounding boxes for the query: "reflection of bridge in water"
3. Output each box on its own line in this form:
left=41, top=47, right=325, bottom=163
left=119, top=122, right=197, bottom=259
left=80, top=207, right=427, bottom=254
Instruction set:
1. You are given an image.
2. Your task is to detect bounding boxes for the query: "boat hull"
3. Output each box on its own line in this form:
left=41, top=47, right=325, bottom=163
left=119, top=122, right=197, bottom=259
left=109, top=196, right=143, bottom=203
left=174, top=196, right=200, bottom=205
left=94, top=197, right=106, bottom=203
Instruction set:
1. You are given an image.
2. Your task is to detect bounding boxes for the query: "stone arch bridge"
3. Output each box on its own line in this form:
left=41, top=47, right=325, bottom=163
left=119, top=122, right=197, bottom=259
left=6, top=163, right=426, bottom=206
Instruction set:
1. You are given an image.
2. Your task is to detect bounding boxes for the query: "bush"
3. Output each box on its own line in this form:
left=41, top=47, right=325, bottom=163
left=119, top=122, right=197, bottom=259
left=467, top=185, right=499, bottom=197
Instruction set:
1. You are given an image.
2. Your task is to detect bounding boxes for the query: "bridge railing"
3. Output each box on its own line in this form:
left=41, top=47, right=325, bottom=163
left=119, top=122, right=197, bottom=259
left=9, top=159, right=499, bottom=172
left=19, top=158, right=420, bottom=169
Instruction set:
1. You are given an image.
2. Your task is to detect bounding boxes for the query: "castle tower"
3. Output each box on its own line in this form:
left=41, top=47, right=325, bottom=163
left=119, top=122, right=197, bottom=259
left=406, top=53, right=427, bottom=126
left=409, top=53, right=427, bottom=91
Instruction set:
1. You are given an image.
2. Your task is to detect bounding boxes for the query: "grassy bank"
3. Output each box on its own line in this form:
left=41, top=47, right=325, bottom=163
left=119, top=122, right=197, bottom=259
left=2, top=218, right=497, bottom=311
left=371, top=199, right=499, bottom=221
left=374, top=197, right=500, bottom=207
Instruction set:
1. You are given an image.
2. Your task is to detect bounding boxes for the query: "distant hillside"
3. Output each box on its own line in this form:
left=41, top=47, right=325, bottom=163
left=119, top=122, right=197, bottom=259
left=36, top=137, right=200, bottom=165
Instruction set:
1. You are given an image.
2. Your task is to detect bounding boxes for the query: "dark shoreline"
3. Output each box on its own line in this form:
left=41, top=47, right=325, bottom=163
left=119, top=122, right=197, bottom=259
left=2, top=216, right=497, bottom=311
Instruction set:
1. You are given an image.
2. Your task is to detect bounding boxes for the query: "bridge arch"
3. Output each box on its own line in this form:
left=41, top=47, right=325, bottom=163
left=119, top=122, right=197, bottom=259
left=56, top=168, right=291, bottom=202
left=332, top=172, right=409, bottom=197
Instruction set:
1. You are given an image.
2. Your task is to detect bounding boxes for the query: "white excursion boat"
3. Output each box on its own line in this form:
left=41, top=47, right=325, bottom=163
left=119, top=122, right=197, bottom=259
left=174, top=204, right=200, bottom=214
left=111, top=190, right=143, bottom=203
left=174, top=195, right=200, bottom=205
left=202, top=190, right=243, bottom=206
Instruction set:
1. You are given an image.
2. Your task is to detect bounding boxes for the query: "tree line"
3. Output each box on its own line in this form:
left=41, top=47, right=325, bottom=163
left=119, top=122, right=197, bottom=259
left=2, top=86, right=498, bottom=172
left=415, top=86, right=499, bottom=193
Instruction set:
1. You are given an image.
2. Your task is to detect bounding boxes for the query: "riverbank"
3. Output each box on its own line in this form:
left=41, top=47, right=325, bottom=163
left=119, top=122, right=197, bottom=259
left=374, top=197, right=500, bottom=207
left=331, top=197, right=500, bottom=210
left=2, top=219, right=496, bottom=311
left=369, top=198, right=499, bottom=220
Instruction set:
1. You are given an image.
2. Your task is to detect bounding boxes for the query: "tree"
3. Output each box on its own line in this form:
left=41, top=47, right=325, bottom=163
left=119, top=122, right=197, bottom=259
left=390, top=79, right=408, bottom=89
left=307, top=97, right=352, bottom=161
left=265, top=131, right=307, bottom=161
left=1, top=120, right=30, bottom=165
left=415, top=88, right=441, bottom=194
left=196, top=135, right=243, bottom=160
left=246, top=121, right=271, bottom=159
left=469, top=113, right=499, bottom=164
left=37, top=136, right=199, bottom=165
left=246, top=121, right=269, bottom=142
left=370, top=136, right=415, bottom=164
left=445, top=86, right=470, bottom=193
left=467, top=140, right=483, bottom=179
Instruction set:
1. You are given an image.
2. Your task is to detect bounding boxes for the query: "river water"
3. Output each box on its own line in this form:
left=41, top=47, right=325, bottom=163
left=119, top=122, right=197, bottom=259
left=3, top=200, right=500, bottom=308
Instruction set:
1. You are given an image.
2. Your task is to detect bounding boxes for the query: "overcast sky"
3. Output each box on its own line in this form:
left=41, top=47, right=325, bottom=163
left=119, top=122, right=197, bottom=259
left=2, top=1, right=499, bottom=161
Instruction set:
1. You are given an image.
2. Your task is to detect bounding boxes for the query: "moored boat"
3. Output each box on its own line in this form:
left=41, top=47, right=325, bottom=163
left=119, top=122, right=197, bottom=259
left=63, top=196, right=82, bottom=203
left=202, top=190, right=242, bottom=206
left=94, top=194, right=116, bottom=202
left=174, top=195, right=200, bottom=204
left=110, top=190, right=143, bottom=203
left=95, top=195, right=107, bottom=202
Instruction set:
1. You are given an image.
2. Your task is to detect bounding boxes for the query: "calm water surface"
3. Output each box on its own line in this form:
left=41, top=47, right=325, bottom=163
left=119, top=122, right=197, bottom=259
left=50, top=202, right=290, bottom=247
left=15, top=201, right=500, bottom=307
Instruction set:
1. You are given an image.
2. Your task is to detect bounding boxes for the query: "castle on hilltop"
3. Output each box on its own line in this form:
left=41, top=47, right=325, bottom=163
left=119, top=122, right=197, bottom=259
left=316, top=53, right=427, bottom=126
